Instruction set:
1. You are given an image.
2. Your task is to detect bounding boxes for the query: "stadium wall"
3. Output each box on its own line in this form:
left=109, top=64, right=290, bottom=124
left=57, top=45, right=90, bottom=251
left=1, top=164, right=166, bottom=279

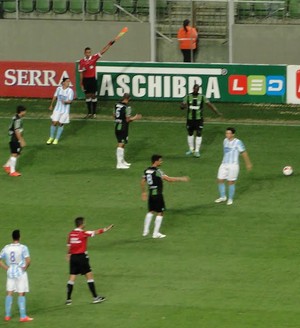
left=1, top=20, right=300, bottom=65
left=232, top=25, right=300, bottom=65
left=157, top=39, right=228, bottom=64
left=158, top=25, right=300, bottom=65
left=0, top=20, right=151, bottom=62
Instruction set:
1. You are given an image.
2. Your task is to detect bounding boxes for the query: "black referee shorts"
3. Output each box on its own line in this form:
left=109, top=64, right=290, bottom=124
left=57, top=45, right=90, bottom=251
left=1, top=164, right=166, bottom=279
left=70, top=253, right=92, bottom=275
left=83, top=77, right=97, bottom=94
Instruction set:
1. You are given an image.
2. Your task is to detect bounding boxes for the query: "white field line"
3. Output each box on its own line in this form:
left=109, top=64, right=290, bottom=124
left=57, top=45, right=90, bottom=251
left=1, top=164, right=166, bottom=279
left=1, top=115, right=300, bottom=127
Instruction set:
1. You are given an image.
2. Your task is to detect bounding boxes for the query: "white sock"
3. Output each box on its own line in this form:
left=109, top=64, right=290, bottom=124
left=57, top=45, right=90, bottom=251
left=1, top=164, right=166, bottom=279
left=187, top=135, right=194, bottom=151
left=116, top=147, right=124, bottom=165
left=10, top=157, right=17, bottom=173
left=153, top=215, right=163, bottom=235
left=195, top=136, right=202, bottom=152
left=143, top=212, right=153, bottom=235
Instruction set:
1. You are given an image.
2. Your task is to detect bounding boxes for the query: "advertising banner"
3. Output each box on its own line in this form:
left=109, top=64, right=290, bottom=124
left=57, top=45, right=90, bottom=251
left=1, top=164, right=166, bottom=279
left=287, top=65, right=300, bottom=104
left=0, top=62, right=76, bottom=98
left=76, top=61, right=286, bottom=103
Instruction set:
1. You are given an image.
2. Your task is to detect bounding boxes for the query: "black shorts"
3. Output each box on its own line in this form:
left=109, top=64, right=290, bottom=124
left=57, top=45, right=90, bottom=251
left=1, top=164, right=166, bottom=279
left=70, top=253, right=92, bottom=275
left=148, top=194, right=165, bottom=213
left=83, top=77, right=97, bottom=94
left=186, top=119, right=203, bottom=135
left=115, top=129, right=128, bottom=144
left=9, top=141, right=22, bottom=155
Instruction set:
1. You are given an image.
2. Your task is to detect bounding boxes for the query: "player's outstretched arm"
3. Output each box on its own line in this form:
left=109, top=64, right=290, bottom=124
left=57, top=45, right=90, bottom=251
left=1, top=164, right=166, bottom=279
left=127, top=113, right=142, bottom=123
left=163, top=175, right=190, bottom=182
left=208, top=102, right=222, bottom=116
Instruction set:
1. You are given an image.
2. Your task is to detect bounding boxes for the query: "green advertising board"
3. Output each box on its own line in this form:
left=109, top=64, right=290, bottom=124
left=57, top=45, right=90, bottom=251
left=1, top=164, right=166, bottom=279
left=75, top=61, right=286, bottom=103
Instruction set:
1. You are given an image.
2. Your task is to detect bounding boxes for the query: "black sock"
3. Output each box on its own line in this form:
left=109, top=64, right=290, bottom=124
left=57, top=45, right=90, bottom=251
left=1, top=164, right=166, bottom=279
left=92, top=101, right=97, bottom=115
left=87, top=281, right=97, bottom=298
left=86, top=101, right=92, bottom=114
left=67, top=283, right=73, bottom=300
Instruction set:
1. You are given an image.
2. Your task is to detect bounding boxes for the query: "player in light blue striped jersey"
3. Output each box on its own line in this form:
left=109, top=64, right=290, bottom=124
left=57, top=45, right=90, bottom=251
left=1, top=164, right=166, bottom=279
left=0, top=230, right=33, bottom=322
left=215, top=127, right=252, bottom=205
left=46, top=77, right=74, bottom=145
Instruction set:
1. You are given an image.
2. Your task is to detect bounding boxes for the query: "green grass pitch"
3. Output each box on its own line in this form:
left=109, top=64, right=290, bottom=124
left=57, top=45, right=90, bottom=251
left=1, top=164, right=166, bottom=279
left=0, top=99, right=300, bottom=327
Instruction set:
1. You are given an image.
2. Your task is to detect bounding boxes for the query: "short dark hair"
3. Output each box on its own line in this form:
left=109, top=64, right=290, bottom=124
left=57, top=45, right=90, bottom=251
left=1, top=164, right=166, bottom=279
left=226, top=127, right=236, bottom=134
left=84, top=47, right=91, bottom=52
left=121, top=93, right=130, bottom=101
left=61, top=77, right=70, bottom=83
left=16, top=105, right=26, bottom=114
left=75, top=217, right=84, bottom=227
left=12, top=229, right=20, bottom=241
left=151, top=154, right=162, bottom=163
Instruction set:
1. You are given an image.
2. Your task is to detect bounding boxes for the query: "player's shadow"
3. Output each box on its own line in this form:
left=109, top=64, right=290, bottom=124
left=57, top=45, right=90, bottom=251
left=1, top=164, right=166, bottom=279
left=63, top=119, right=93, bottom=139
left=165, top=202, right=217, bottom=215
left=204, top=124, right=224, bottom=145
left=30, top=304, right=68, bottom=315
left=238, top=171, right=298, bottom=196
left=17, top=143, right=46, bottom=169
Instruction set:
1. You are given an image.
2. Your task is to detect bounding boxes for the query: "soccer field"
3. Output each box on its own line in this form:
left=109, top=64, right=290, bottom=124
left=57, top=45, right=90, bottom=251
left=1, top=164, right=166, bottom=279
left=0, top=101, right=300, bottom=327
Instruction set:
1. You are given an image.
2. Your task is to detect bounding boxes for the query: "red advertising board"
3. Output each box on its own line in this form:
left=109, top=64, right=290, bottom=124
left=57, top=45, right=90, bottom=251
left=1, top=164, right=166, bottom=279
left=296, top=69, right=300, bottom=99
left=0, top=61, right=75, bottom=98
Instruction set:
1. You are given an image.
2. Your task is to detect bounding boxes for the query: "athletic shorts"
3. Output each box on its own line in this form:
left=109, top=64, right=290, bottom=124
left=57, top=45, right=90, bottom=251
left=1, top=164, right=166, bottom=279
left=148, top=194, right=165, bottom=213
left=115, top=129, right=128, bottom=144
left=9, top=141, right=22, bottom=155
left=51, top=110, right=70, bottom=124
left=83, top=77, right=97, bottom=94
left=186, top=119, right=203, bottom=135
left=6, top=272, right=29, bottom=293
left=217, top=163, right=240, bottom=181
left=70, top=253, right=92, bottom=275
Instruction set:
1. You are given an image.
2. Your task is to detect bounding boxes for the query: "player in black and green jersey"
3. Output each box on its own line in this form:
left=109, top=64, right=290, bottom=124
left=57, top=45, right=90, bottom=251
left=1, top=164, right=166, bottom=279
left=181, top=84, right=221, bottom=157
left=141, top=154, right=189, bottom=239
left=3, top=106, right=27, bottom=177
left=114, top=93, right=141, bottom=169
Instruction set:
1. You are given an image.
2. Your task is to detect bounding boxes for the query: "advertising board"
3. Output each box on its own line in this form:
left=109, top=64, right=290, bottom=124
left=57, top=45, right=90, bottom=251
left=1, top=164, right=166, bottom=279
left=75, top=62, right=286, bottom=104
left=0, top=62, right=75, bottom=98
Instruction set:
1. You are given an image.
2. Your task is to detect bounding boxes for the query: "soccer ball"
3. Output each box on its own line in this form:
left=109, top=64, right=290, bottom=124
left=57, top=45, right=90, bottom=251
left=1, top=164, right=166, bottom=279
left=282, top=166, right=293, bottom=176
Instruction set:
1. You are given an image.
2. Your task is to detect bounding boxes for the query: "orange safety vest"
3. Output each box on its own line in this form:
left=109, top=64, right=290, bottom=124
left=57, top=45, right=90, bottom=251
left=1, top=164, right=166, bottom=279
left=177, top=26, right=198, bottom=50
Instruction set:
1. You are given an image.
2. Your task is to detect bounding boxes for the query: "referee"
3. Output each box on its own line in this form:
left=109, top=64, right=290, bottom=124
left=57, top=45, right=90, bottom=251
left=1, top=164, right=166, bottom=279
left=78, top=44, right=111, bottom=119
left=66, top=217, right=113, bottom=305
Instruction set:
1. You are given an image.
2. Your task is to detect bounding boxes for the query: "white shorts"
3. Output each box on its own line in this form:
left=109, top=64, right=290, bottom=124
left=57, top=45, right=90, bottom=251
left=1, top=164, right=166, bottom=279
left=6, top=272, right=29, bottom=293
left=217, top=163, right=239, bottom=181
left=51, top=110, right=70, bottom=124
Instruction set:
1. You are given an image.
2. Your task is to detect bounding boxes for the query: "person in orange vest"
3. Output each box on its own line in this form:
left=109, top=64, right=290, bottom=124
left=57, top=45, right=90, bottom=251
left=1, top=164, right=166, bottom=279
left=177, top=19, right=198, bottom=62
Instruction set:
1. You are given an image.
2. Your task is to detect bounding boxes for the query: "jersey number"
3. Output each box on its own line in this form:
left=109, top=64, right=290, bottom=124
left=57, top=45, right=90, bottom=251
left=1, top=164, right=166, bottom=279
left=10, top=252, right=16, bottom=263
left=115, top=109, right=120, bottom=118
left=146, top=174, right=153, bottom=186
